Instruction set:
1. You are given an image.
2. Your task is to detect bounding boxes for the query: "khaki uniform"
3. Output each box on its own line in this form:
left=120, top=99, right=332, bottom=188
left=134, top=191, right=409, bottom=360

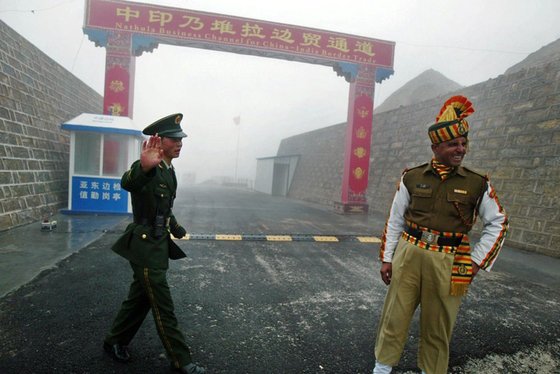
left=402, top=163, right=486, bottom=234
left=105, top=160, right=192, bottom=369
left=376, top=238, right=462, bottom=373
left=376, top=163, right=508, bottom=374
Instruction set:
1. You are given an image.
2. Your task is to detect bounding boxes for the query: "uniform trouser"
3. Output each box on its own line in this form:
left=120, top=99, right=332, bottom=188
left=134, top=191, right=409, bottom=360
left=374, top=238, right=463, bottom=374
left=105, top=263, right=192, bottom=369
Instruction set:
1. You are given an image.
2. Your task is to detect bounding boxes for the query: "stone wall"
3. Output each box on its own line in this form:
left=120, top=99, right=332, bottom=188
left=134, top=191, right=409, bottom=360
left=279, top=59, right=560, bottom=257
left=278, top=123, right=345, bottom=205
left=0, top=21, right=102, bottom=231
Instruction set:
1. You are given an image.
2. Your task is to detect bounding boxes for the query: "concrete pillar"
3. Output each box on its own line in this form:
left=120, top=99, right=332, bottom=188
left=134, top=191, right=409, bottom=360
left=335, top=64, right=376, bottom=213
left=103, top=31, right=135, bottom=117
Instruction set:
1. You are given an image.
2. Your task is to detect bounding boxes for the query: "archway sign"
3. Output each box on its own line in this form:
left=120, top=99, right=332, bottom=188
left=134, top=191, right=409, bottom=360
left=83, top=0, right=395, bottom=213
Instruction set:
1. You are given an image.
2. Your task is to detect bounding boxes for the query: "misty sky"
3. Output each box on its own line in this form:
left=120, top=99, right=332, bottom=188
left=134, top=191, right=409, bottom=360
left=1, top=0, right=559, bottom=182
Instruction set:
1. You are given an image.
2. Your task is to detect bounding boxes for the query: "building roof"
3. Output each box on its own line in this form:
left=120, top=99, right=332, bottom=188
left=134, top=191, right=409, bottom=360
left=61, top=113, right=142, bottom=136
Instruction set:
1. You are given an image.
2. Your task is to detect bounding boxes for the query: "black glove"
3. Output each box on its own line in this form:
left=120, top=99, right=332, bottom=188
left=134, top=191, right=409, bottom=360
left=171, top=224, right=187, bottom=239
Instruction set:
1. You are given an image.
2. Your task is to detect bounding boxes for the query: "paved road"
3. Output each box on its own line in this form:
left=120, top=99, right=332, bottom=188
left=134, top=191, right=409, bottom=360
left=0, top=186, right=559, bottom=373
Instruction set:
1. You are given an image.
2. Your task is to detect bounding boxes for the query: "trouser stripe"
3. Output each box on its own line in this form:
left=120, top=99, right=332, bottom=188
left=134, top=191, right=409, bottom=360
left=143, top=267, right=180, bottom=368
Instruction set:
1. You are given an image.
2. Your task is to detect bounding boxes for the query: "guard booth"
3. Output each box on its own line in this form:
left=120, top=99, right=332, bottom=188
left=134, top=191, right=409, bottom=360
left=60, top=113, right=143, bottom=214
left=255, top=155, right=299, bottom=196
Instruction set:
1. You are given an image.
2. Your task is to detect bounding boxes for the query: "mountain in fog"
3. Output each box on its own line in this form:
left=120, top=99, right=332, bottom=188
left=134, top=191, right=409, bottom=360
left=375, top=38, right=560, bottom=114
left=505, top=38, right=560, bottom=75
left=374, top=69, right=463, bottom=113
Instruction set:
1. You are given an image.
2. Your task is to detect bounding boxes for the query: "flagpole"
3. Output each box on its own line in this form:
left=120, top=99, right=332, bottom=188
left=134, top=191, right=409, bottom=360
left=234, top=116, right=240, bottom=183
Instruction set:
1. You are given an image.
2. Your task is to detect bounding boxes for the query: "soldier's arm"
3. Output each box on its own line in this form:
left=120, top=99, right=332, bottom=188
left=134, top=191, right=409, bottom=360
left=379, top=176, right=410, bottom=263
left=471, top=181, right=509, bottom=271
left=169, top=215, right=187, bottom=239
left=121, top=160, right=156, bottom=192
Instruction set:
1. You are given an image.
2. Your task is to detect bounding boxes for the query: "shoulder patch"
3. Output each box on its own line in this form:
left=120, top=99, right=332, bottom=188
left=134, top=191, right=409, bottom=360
left=462, top=165, right=488, bottom=180
left=403, top=162, right=428, bottom=175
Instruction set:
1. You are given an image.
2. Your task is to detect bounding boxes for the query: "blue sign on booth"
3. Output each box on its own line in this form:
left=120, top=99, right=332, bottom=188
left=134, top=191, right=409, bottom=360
left=71, top=176, right=128, bottom=213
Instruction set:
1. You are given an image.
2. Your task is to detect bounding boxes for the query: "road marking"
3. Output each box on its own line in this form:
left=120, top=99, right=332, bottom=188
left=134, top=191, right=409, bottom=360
left=265, top=235, right=293, bottom=241
left=215, top=234, right=243, bottom=241
left=176, top=233, right=381, bottom=243
left=313, top=236, right=339, bottom=242
left=356, top=236, right=382, bottom=243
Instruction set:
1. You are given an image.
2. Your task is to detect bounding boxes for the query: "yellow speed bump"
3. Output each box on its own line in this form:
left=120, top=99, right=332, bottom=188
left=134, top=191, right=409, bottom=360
left=266, top=235, right=293, bottom=241
left=356, top=236, right=381, bottom=243
left=215, top=234, right=243, bottom=241
left=313, top=236, right=339, bottom=242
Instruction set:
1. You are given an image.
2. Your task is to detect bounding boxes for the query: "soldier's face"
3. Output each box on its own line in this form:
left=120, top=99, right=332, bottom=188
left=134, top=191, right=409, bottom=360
left=431, top=136, right=468, bottom=167
left=161, top=137, right=182, bottom=160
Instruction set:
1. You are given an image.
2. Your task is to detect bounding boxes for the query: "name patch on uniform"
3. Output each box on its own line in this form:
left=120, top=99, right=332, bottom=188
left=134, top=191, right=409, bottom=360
left=454, top=189, right=467, bottom=195
left=416, top=184, right=430, bottom=189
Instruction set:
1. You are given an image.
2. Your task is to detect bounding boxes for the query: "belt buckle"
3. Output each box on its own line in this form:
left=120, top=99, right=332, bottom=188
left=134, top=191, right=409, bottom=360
left=421, top=231, right=437, bottom=244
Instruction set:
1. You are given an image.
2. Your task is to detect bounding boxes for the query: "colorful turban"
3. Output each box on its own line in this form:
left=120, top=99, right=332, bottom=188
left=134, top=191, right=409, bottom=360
left=428, top=95, right=475, bottom=144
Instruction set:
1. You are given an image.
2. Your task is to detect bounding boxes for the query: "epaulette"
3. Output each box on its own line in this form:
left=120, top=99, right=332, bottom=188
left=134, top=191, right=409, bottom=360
left=402, top=162, right=429, bottom=175
left=462, top=165, right=488, bottom=180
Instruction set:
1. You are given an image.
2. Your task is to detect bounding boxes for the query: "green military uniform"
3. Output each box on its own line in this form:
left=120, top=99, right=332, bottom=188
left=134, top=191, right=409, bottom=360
left=104, top=114, right=194, bottom=370
left=110, top=159, right=186, bottom=268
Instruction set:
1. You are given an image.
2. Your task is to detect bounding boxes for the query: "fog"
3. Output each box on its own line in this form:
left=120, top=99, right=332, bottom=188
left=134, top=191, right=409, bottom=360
left=2, top=0, right=559, bottom=183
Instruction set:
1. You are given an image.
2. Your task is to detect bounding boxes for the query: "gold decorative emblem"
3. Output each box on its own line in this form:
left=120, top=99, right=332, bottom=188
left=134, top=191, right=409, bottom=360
left=458, top=122, right=467, bottom=134
left=109, top=80, right=125, bottom=93
left=108, top=103, right=123, bottom=116
left=175, top=114, right=182, bottom=124
left=357, top=106, right=369, bottom=118
left=353, top=167, right=365, bottom=179
left=458, top=264, right=468, bottom=275
left=356, top=126, right=367, bottom=139
left=353, top=147, right=367, bottom=158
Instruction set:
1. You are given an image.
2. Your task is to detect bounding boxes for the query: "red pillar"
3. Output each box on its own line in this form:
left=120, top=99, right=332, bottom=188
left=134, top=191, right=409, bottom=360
left=103, top=31, right=135, bottom=118
left=335, top=64, right=376, bottom=213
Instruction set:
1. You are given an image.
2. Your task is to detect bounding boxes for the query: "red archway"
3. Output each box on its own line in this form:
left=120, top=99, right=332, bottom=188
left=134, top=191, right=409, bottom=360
left=84, top=0, right=395, bottom=213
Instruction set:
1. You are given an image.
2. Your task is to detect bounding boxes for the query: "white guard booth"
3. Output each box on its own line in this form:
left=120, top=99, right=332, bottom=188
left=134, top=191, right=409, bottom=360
left=61, top=113, right=143, bottom=214
left=254, top=155, right=299, bottom=196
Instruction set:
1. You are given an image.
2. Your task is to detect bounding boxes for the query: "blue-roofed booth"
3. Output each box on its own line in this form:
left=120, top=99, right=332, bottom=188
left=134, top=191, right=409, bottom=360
left=61, top=113, right=143, bottom=214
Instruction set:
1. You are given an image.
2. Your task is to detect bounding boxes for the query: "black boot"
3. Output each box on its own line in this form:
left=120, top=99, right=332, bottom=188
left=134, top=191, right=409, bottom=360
left=174, top=362, right=206, bottom=374
left=103, top=342, right=131, bottom=362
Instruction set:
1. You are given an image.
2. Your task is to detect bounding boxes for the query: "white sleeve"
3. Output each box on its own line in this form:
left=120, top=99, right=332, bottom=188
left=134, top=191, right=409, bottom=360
left=471, top=181, right=509, bottom=271
left=379, top=177, right=410, bottom=263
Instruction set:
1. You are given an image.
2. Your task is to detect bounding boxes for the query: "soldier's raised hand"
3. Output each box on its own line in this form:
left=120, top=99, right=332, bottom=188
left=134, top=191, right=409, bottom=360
left=140, top=134, right=163, bottom=172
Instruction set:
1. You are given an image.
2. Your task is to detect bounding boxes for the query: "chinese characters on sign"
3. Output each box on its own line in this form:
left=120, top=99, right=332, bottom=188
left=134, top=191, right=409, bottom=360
left=84, top=0, right=396, bottom=212
left=72, top=176, right=128, bottom=213
left=85, top=0, right=394, bottom=67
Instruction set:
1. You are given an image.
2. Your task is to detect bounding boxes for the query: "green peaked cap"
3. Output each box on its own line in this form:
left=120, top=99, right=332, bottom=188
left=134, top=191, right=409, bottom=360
left=143, top=113, right=187, bottom=138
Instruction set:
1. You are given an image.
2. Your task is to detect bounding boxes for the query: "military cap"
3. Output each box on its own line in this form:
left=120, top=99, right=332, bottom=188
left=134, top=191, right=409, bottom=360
left=143, top=113, right=187, bottom=138
left=428, top=96, right=474, bottom=144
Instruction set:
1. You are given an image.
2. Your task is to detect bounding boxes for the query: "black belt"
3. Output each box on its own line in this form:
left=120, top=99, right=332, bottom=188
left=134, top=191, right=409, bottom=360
left=405, top=226, right=462, bottom=247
